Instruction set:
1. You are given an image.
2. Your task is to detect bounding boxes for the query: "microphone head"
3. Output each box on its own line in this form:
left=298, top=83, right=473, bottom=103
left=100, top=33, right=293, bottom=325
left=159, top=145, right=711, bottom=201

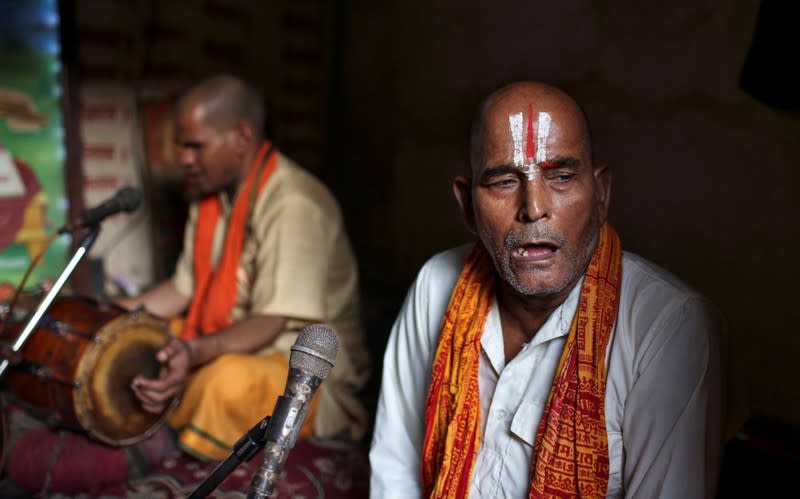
left=118, top=186, right=143, bottom=212
left=290, top=324, right=339, bottom=380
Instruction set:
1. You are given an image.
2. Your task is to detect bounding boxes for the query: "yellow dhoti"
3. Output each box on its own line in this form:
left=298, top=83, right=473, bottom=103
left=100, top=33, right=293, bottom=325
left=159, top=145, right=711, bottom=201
left=167, top=352, right=318, bottom=461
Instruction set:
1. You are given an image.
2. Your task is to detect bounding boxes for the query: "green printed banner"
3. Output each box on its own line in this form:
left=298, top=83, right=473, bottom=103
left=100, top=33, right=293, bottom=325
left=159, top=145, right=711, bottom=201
left=0, top=0, right=69, bottom=296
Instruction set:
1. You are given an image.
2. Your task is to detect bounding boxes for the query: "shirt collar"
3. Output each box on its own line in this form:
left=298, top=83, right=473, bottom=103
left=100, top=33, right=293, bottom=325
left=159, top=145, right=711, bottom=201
left=481, top=276, right=585, bottom=372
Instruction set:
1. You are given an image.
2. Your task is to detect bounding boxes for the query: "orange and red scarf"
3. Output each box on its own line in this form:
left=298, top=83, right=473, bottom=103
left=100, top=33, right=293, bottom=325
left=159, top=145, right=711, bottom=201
left=181, top=141, right=276, bottom=340
left=422, top=223, right=622, bottom=498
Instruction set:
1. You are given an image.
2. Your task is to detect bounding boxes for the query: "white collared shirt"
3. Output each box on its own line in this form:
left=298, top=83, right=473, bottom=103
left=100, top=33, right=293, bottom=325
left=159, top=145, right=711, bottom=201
left=370, top=245, right=722, bottom=499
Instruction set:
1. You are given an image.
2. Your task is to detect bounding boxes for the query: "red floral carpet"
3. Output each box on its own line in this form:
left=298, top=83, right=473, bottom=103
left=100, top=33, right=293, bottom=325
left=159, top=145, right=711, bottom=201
left=3, top=401, right=370, bottom=498
left=91, top=437, right=369, bottom=498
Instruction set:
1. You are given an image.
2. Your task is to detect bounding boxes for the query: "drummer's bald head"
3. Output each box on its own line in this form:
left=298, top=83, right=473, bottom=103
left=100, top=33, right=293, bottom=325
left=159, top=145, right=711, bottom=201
left=176, top=74, right=266, bottom=140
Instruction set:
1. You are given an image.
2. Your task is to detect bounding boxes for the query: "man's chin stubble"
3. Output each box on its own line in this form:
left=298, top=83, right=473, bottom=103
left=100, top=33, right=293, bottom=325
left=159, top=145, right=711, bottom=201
left=500, top=260, right=570, bottom=298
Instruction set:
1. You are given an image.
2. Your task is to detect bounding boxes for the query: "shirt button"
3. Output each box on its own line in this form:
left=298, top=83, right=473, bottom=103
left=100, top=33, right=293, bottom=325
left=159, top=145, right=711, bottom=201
left=497, top=409, right=507, bottom=420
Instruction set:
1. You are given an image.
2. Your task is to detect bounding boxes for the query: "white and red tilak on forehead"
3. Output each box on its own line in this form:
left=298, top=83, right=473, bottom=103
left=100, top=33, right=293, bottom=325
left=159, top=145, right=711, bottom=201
left=508, top=104, right=553, bottom=180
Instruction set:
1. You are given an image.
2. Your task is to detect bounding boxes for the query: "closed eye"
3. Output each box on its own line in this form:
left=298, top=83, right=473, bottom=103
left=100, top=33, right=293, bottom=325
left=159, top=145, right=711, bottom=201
left=540, top=156, right=583, bottom=184
left=550, top=173, right=575, bottom=182
left=489, top=177, right=519, bottom=187
left=480, top=165, right=521, bottom=189
left=542, top=167, right=578, bottom=183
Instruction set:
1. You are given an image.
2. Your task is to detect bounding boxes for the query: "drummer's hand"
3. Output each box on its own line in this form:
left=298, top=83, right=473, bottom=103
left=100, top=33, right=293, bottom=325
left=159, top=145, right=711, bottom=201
left=131, top=338, right=192, bottom=413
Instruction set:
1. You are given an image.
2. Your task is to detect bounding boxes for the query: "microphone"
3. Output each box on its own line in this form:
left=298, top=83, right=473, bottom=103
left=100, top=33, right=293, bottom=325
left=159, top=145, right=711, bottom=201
left=60, top=186, right=142, bottom=233
left=247, top=324, right=339, bottom=499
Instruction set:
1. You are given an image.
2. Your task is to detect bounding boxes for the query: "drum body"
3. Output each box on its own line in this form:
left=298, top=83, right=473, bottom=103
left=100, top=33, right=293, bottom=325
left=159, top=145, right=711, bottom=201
left=0, top=295, right=173, bottom=446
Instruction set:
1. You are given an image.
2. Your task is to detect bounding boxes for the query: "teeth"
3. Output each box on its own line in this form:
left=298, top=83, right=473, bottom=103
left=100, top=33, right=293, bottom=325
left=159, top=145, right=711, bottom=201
left=517, top=248, right=528, bottom=257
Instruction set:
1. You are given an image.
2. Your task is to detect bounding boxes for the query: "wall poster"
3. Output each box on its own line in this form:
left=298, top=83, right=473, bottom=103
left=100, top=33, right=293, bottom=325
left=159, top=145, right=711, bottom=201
left=0, top=0, right=69, bottom=299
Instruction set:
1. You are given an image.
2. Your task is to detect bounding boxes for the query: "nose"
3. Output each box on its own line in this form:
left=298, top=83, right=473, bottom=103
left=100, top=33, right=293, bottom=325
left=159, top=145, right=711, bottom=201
left=517, top=177, right=550, bottom=224
left=178, top=146, right=197, bottom=167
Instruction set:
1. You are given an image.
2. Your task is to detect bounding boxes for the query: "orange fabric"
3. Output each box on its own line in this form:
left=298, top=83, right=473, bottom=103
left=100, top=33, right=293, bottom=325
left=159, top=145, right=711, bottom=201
left=422, top=224, right=622, bottom=499
left=421, top=242, right=495, bottom=498
left=167, top=352, right=319, bottom=461
left=182, top=142, right=276, bottom=340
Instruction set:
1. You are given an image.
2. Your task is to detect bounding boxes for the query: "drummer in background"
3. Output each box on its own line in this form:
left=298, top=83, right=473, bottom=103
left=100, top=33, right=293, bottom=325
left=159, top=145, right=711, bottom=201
left=3, top=73, right=370, bottom=494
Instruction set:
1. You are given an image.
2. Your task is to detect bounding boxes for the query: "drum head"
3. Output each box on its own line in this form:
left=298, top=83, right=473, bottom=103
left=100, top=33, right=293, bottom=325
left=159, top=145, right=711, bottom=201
left=74, top=311, right=173, bottom=446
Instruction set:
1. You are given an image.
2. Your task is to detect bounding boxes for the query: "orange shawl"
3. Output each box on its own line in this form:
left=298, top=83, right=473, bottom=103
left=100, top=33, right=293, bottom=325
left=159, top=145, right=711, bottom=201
left=181, top=142, right=276, bottom=340
left=422, top=223, right=622, bottom=498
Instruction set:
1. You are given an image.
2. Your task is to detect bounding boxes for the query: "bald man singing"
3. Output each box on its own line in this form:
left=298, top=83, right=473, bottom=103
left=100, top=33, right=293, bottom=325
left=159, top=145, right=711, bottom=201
left=369, top=82, right=723, bottom=498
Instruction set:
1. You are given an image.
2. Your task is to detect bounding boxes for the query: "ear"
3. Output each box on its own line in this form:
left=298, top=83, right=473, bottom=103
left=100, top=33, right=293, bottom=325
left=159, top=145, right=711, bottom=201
left=231, top=121, right=256, bottom=151
left=593, top=163, right=612, bottom=223
left=453, top=175, right=477, bottom=234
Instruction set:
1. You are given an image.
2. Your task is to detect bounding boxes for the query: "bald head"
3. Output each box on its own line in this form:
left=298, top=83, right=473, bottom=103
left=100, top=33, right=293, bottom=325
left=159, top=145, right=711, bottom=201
left=175, top=74, right=266, bottom=140
left=469, top=82, right=593, bottom=174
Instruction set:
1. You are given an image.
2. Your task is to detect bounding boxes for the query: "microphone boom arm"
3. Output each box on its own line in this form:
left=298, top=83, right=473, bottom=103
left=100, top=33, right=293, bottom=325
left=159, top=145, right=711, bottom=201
left=187, top=415, right=272, bottom=499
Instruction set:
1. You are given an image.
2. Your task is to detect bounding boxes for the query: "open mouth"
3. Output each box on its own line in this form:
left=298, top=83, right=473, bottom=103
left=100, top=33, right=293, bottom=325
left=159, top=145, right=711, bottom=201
left=514, top=243, right=558, bottom=259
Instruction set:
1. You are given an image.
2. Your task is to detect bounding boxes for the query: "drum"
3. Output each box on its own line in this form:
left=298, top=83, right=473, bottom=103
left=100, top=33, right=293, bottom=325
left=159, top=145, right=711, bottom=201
left=0, top=294, right=175, bottom=446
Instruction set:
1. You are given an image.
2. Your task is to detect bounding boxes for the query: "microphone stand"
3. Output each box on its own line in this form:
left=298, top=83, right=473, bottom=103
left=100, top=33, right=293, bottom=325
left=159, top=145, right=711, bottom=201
left=188, top=416, right=272, bottom=499
left=0, top=225, right=101, bottom=378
